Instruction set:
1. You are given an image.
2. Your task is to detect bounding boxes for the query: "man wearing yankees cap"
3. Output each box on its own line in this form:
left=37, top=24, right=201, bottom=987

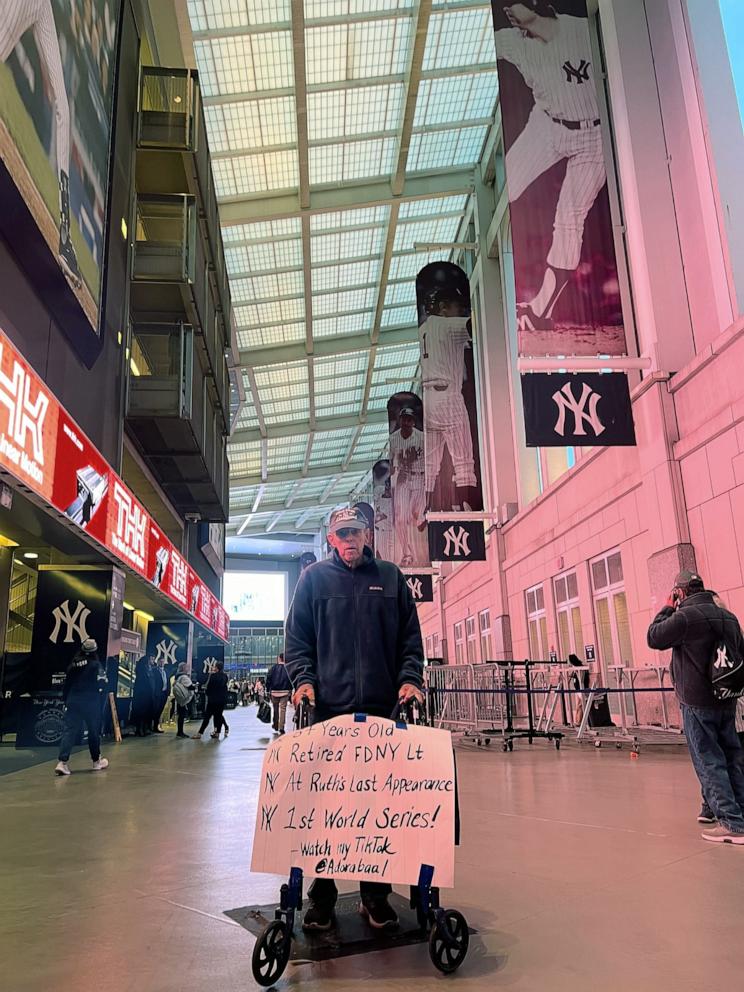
left=648, top=569, right=744, bottom=844
left=285, top=504, right=425, bottom=933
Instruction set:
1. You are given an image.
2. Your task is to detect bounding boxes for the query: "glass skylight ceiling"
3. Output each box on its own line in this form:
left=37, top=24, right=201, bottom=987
left=186, top=0, right=498, bottom=538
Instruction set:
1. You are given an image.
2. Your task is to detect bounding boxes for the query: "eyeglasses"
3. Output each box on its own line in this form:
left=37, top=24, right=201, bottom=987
left=335, top=528, right=361, bottom=540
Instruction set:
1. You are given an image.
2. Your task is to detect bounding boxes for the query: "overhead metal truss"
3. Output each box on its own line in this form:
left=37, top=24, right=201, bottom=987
left=182, top=0, right=499, bottom=541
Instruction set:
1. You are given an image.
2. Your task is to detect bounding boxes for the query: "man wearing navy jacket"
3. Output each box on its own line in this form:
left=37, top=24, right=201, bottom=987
left=285, top=504, right=425, bottom=933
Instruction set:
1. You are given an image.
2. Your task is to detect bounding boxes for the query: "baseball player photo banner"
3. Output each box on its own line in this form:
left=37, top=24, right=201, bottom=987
left=428, top=521, right=487, bottom=563
left=490, top=1, right=627, bottom=357
left=404, top=573, right=434, bottom=604
left=353, top=501, right=375, bottom=555
left=387, top=393, right=431, bottom=568
left=372, top=460, right=396, bottom=563
left=0, top=0, right=122, bottom=329
left=521, top=372, right=636, bottom=446
left=416, top=263, right=484, bottom=515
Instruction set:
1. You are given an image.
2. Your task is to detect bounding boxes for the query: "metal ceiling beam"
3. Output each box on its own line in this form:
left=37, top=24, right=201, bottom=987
left=211, top=119, right=494, bottom=162
left=239, top=325, right=419, bottom=368
left=230, top=457, right=373, bottom=488
left=218, top=171, right=474, bottom=225
left=244, top=367, right=267, bottom=440
left=231, top=493, right=343, bottom=518
left=393, top=0, right=433, bottom=197
left=192, top=0, right=491, bottom=39
left=229, top=408, right=389, bottom=445
left=265, top=511, right=284, bottom=534
left=202, top=63, right=496, bottom=107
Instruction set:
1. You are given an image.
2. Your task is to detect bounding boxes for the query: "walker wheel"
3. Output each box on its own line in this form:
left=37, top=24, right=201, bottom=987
left=252, top=919, right=291, bottom=987
left=429, top=910, right=469, bottom=974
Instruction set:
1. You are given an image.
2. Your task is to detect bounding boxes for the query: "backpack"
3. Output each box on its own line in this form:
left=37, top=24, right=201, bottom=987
left=173, top=677, right=193, bottom=707
left=707, top=614, right=744, bottom=701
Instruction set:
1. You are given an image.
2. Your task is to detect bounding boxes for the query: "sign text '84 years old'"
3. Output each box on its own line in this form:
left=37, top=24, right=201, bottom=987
left=251, top=715, right=456, bottom=887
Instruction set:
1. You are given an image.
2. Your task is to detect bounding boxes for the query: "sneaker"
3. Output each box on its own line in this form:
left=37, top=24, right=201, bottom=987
left=224, top=727, right=230, bottom=738
left=701, top=824, right=744, bottom=845
left=54, top=761, right=71, bottom=776
left=58, top=234, right=82, bottom=289
left=359, top=898, right=399, bottom=930
left=191, top=733, right=202, bottom=740
left=698, top=807, right=716, bottom=824
left=302, top=903, right=335, bottom=932
left=92, top=758, right=109, bottom=771
left=176, top=732, right=188, bottom=739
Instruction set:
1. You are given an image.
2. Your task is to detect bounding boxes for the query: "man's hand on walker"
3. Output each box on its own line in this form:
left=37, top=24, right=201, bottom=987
left=292, top=684, right=315, bottom=708
left=398, top=683, right=425, bottom=706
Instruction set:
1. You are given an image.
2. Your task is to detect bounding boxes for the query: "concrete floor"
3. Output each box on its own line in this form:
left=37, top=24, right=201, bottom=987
left=3, top=708, right=744, bottom=992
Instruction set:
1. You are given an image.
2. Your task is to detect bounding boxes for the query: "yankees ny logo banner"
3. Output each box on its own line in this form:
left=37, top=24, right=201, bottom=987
left=521, top=372, right=636, bottom=447
left=490, top=1, right=628, bottom=359
left=415, top=262, right=484, bottom=516
left=404, top=573, right=434, bottom=604
left=428, top=521, right=487, bottom=563
left=386, top=393, right=430, bottom=568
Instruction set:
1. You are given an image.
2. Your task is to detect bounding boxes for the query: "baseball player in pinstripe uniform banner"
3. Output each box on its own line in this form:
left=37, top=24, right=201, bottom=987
left=416, top=267, right=484, bottom=515
left=491, top=1, right=626, bottom=357
left=388, top=405, right=428, bottom=568
left=0, top=0, right=119, bottom=315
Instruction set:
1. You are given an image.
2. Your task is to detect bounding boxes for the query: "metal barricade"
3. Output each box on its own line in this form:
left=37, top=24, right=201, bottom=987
left=425, top=665, right=477, bottom=737
left=472, top=664, right=508, bottom=740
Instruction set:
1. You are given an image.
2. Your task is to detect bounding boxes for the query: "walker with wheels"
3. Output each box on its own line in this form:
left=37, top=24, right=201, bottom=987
left=250, top=701, right=470, bottom=986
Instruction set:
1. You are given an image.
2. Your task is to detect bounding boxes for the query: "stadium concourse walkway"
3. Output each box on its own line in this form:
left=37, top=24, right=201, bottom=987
left=3, top=708, right=744, bottom=992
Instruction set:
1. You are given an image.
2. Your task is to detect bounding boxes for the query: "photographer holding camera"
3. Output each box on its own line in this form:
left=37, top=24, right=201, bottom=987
left=648, top=570, right=744, bottom=844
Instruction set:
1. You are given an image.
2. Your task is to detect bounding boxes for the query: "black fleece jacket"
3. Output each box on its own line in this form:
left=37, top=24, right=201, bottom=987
left=647, top=590, right=744, bottom=707
left=284, top=548, right=424, bottom=719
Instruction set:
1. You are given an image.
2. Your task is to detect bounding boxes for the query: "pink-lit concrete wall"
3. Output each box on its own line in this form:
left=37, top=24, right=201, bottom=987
left=418, top=0, right=744, bottom=733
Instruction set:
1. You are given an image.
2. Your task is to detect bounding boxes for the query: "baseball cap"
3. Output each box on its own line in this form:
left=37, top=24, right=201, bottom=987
left=675, top=570, right=703, bottom=589
left=81, top=638, right=98, bottom=653
left=328, top=506, right=368, bottom=534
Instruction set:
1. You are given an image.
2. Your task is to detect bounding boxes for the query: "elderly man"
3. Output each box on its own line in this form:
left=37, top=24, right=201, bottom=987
left=285, top=505, right=425, bottom=932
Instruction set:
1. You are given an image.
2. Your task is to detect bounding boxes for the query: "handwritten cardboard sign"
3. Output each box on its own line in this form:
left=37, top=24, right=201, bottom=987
left=251, top=715, right=456, bottom=887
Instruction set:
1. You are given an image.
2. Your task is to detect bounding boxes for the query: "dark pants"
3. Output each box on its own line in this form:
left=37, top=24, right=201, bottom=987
left=152, top=690, right=168, bottom=730
left=59, top=696, right=102, bottom=762
left=682, top=703, right=744, bottom=832
left=177, top=704, right=189, bottom=735
left=308, top=878, right=392, bottom=909
left=198, top=702, right=227, bottom=735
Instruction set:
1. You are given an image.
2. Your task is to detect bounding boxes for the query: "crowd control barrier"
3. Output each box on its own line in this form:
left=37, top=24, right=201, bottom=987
left=424, top=662, right=686, bottom=753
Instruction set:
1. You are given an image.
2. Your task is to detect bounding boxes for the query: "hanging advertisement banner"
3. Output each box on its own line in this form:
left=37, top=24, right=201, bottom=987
left=53, top=411, right=110, bottom=545
left=415, top=262, right=483, bottom=514
left=428, top=521, right=487, bottom=563
left=372, top=460, right=395, bottom=563
left=387, top=393, right=430, bottom=568
left=404, top=573, right=434, bottom=604
left=0, top=335, right=59, bottom=501
left=0, top=326, right=229, bottom=641
left=106, top=477, right=150, bottom=577
left=0, top=0, right=122, bottom=330
left=490, top=0, right=627, bottom=358
left=521, top=372, right=636, bottom=446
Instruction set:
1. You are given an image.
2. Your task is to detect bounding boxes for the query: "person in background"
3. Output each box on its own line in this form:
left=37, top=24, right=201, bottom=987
left=254, top=677, right=265, bottom=702
left=146, top=656, right=161, bottom=733
left=55, top=638, right=109, bottom=776
left=131, top=656, right=153, bottom=736
left=648, top=570, right=744, bottom=844
left=152, top=656, right=169, bottom=733
left=172, top=663, right=195, bottom=738
left=266, top=652, right=292, bottom=735
left=285, top=504, right=425, bottom=932
left=192, top=660, right=230, bottom=740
